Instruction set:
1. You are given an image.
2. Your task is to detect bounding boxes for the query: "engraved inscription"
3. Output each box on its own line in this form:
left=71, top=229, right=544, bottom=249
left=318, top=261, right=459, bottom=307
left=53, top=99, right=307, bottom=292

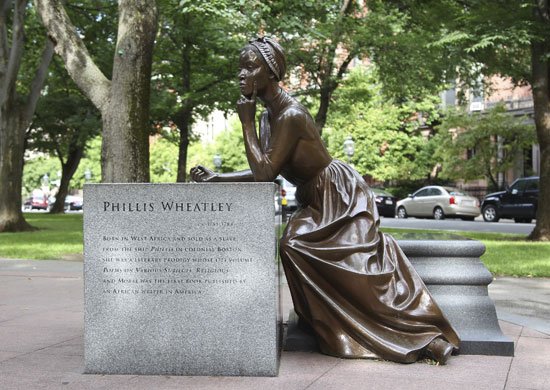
left=99, top=234, right=251, bottom=296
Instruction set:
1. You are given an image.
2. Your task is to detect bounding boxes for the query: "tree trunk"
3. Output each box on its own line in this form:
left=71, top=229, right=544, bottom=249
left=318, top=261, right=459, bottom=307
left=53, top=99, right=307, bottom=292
left=36, top=0, right=158, bottom=183
left=101, top=1, right=157, bottom=183
left=315, top=85, right=332, bottom=135
left=174, top=107, right=192, bottom=183
left=0, top=108, right=35, bottom=231
left=49, top=145, right=84, bottom=214
left=312, top=1, right=354, bottom=135
left=0, top=1, right=53, bottom=232
left=528, top=38, right=550, bottom=241
left=0, top=1, right=32, bottom=232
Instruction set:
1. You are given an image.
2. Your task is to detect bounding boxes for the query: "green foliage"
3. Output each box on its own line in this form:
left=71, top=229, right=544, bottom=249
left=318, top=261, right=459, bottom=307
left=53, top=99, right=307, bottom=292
left=152, top=0, right=252, bottom=128
left=434, top=105, right=536, bottom=188
left=64, top=2, right=117, bottom=78
left=29, top=57, right=101, bottom=159
left=211, top=117, right=249, bottom=173
left=22, top=156, right=61, bottom=197
left=256, top=0, right=374, bottom=84
left=70, top=136, right=102, bottom=188
left=150, top=137, right=178, bottom=183
left=368, top=0, right=542, bottom=94
left=187, top=116, right=249, bottom=174
left=23, top=135, right=102, bottom=195
left=323, top=67, right=441, bottom=182
left=21, top=1, right=115, bottom=196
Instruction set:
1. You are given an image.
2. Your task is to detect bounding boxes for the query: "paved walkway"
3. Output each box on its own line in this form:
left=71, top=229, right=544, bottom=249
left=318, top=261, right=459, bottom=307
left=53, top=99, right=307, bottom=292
left=1, top=259, right=549, bottom=390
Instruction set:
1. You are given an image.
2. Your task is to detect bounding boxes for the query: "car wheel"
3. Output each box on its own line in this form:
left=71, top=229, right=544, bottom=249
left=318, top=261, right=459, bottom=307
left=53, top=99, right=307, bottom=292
left=433, top=207, right=445, bottom=220
left=482, top=205, right=499, bottom=222
left=397, top=207, right=407, bottom=219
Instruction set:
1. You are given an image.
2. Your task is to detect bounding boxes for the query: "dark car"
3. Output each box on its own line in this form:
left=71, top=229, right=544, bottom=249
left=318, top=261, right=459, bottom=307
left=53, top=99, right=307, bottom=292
left=371, top=188, right=398, bottom=218
left=65, top=195, right=83, bottom=211
left=481, top=176, right=538, bottom=223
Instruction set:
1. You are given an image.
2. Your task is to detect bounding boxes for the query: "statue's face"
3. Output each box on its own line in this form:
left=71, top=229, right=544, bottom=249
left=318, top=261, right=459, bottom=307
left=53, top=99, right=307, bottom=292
left=238, top=47, right=270, bottom=98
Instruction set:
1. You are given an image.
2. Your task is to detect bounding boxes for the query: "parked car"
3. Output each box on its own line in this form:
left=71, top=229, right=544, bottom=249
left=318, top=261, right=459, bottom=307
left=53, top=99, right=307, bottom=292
left=396, top=186, right=480, bottom=220
left=481, top=176, right=538, bottom=223
left=23, top=194, right=48, bottom=210
left=371, top=188, right=397, bottom=217
left=46, top=195, right=84, bottom=211
left=274, top=176, right=297, bottom=214
left=65, top=195, right=83, bottom=211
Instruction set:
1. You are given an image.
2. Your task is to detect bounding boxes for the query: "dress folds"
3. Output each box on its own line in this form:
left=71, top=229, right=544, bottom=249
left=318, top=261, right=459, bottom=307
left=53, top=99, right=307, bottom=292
left=280, top=160, right=460, bottom=362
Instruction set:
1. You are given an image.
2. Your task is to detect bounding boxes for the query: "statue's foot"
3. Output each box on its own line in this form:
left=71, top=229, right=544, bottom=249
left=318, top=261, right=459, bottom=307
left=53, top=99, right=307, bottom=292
left=425, top=338, right=453, bottom=365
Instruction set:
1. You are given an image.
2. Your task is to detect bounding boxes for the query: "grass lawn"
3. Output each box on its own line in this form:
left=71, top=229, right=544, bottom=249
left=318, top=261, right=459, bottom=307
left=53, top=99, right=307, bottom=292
left=1, top=213, right=549, bottom=277
left=383, top=228, right=550, bottom=277
left=0, top=213, right=83, bottom=260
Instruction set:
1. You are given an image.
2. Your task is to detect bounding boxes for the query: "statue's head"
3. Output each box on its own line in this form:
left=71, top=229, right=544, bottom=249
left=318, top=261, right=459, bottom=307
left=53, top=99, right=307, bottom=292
left=246, top=37, right=286, bottom=81
left=239, top=37, right=286, bottom=97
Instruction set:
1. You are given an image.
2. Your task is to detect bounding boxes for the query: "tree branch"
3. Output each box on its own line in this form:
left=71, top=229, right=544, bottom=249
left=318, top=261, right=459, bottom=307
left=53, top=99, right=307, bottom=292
left=0, top=6, right=9, bottom=92
left=0, top=0, right=25, bottom=107
left=34, top=0, right=111, bottom=112
left=21, top=38, right=54, bottom=126
left=195, top=77, right=224, bottom=94
left=336, top=51, right=355, bottom=81
left=54, top=142, right=65, bottom=166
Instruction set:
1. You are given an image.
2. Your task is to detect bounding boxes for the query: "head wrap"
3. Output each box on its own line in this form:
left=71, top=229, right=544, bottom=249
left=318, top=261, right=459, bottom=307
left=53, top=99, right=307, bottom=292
left=248, top=37, right=286, bottom=81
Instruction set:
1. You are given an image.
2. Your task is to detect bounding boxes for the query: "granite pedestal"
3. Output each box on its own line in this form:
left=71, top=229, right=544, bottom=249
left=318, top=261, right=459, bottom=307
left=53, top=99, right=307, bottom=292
left=83, top=183, right=281, bottom=376
left=401, top=239, right=514, bottom=356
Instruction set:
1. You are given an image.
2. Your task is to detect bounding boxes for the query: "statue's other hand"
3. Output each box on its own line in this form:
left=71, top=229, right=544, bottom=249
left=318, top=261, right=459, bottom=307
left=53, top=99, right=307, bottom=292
left=190, top=165, right=218, bottom=182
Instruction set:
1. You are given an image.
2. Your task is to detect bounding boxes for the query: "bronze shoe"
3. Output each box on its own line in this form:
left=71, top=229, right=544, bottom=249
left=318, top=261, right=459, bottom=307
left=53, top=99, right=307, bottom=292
left=425, top=338, right=454, bottom=365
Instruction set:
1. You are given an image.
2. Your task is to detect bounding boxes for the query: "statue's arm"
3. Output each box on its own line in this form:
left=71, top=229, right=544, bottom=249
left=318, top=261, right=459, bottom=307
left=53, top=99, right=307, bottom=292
left=189, top=166, right=254, bottom=182
left=242, top=109, right=300, bottom=182
left=217, top=170, right=254, bottom=182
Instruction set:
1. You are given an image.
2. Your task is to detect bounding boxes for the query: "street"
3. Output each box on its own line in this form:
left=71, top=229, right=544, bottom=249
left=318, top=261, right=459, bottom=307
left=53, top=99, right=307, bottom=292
left=380, top=216, right=535, bottom=235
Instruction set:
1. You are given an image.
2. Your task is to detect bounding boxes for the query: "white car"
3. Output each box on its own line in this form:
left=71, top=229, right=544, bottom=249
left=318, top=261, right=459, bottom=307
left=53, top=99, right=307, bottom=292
left=396, top=186, right=480, bottom=220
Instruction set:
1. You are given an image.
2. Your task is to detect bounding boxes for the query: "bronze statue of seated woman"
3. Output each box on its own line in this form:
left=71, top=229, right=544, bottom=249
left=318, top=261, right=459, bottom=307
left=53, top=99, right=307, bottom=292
left=190, top=36, right=459, bottom=364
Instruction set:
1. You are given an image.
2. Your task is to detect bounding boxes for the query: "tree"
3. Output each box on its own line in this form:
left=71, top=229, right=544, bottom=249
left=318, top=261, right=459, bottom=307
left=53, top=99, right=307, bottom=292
left=29, top=59, right=101, bottom=213
left=35, top=0, right=158, bottom=183
left=253, top=0, right=383, bottom=133
left=22, top=155, right=60, bottom=197
left=149, top=136, right=178, bottom=183
left=0, top=0, right=54, bottom=232
left=368, top=0, right=550, bottom=240
left=151, top=0, right=251, bottom=182
left=435, top=105, right=536, bottom=189
left=209, top=117, right=250, bottom=173
left=323, top=66, right=441, bottom=182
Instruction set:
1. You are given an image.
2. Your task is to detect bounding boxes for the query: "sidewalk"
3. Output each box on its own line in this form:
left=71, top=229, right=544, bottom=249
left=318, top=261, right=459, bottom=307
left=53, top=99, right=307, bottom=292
left=1, top=259, right=549, bottom=390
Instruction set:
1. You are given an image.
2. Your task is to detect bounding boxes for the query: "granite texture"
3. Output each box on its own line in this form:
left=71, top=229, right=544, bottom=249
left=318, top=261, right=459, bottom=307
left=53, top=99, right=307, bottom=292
left=83, top=183, right=281, bottom=376
left=401, top=239, right=514, bottom=356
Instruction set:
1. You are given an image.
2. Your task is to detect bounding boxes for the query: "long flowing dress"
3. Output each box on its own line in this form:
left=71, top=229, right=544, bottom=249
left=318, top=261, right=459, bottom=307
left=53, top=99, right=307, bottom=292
left=280, top=160, right=460, bottom=363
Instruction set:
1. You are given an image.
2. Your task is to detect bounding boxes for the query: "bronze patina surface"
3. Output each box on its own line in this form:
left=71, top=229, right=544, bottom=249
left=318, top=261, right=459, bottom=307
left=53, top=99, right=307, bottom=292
left=190, top=37, right=459, bottom=364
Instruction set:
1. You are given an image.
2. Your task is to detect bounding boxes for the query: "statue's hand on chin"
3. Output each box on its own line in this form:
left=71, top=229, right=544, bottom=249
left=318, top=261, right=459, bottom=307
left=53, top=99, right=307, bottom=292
left=237, top=82, right=257, bottom=125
